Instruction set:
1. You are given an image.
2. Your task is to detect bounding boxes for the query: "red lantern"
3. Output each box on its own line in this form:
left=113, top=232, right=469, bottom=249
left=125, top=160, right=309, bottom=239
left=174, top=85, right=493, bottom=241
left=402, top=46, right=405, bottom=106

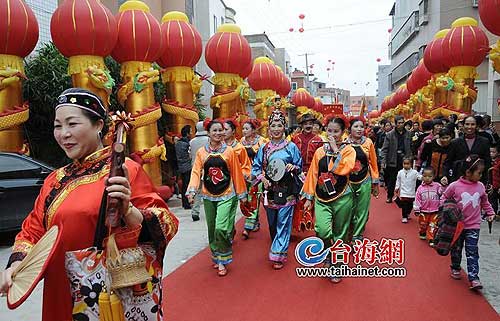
left=479, top=0, right=500, bottom=36
left=240, top=61, right=253, bottom=79
left=423, top=29, right=449, bottom=74
left=376, top=58, right=381, bottom=62
left=205, top=24, right=252, bottom=75
left=299, top=27, right=304, bottom=33
left=299, top=14, right=305, bottom=20
left=277, top=71, right=291, bottom=97
left=309, top=64, right=314, bottom=69
left=407, top=60, right=432, bottom=94
left=328, top=59, right=331, bottom=62
left=388, top=28, right=393, bottom=33
left=327, top=68, right=331, bottom=71
left=369, top=110, right=380, bottom=118
left=289, top=27, right=294, bottom=32
left=332, top=61, right=335, bottom=65
left=442, top=17, right=490, bottom=69
left=157, top=11, right=202, bottom=68
left=50, top=0, right=116, bottom=57
left=111, top=2, right=163, bottom=63
left=248, top=57, right=281, bottom=92
left=292, top=88, right=315, bottom=108
left=313, top=97, right=324, bottom=112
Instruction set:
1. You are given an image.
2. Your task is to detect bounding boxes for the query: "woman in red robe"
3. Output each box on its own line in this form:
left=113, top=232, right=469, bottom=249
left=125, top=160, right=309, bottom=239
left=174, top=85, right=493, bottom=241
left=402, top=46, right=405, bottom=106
left=0, top=88, right=179, bottom=320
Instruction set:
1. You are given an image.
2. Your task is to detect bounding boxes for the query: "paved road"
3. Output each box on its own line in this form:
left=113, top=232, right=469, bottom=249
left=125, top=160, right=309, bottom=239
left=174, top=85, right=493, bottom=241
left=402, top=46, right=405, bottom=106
left=0, top=200, right=498, bottom=320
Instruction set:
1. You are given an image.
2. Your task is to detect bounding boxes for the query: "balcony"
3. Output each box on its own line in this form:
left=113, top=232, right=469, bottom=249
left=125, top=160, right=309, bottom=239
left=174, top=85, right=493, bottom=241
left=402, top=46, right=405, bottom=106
left=391, top=52, right=419, bottom=86
left=390, top=10, right=420, bottom=57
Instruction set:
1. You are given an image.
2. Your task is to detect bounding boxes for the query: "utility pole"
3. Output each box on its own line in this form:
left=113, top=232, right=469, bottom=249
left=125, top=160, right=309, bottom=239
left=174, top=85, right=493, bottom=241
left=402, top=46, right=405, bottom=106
left=298, top=52, right=314, bottom=92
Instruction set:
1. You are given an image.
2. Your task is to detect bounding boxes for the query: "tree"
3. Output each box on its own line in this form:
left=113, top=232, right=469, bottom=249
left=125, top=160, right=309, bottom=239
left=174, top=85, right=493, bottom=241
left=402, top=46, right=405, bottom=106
left=23, top=42, right=71, bottom=167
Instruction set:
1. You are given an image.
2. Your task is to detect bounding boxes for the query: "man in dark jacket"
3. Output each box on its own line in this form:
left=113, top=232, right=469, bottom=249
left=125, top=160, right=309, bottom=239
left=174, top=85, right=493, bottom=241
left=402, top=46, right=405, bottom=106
left=380, top=116, right=412, bottom=202
left=175, top=125, right=193, bottom=209
left=442, top=116, right=491, bottom=185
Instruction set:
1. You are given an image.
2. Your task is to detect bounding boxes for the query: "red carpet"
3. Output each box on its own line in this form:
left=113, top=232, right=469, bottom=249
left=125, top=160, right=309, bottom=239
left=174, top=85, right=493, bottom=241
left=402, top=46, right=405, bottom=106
left=162, top=191, right=499, bottom=321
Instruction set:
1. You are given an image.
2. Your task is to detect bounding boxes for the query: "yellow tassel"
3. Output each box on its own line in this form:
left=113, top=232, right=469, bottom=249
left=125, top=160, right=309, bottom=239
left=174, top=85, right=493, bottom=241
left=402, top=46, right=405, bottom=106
left=98, top=287, right=113, bottom=321
left=110, top=291, right=125, bottom=321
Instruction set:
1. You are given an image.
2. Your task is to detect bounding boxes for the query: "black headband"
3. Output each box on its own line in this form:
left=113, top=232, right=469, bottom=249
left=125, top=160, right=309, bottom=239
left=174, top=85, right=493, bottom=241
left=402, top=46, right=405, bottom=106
left=56, top=91, right=107, bottom=120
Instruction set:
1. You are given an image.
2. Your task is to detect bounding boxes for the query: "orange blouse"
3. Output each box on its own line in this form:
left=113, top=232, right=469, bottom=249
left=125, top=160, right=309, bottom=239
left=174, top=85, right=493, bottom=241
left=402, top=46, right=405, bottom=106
left=187, top=144, right=247, bottom=201
left=228, top=140, right=252, bottom=178
left=302, top=143, right=356, bottom=202
left=347, top=136, right=380, bottom=183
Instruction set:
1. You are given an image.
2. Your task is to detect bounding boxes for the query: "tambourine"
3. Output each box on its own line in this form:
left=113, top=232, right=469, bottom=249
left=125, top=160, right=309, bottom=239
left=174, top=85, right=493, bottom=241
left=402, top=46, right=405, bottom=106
left=266, top=158, right=286, bottom=182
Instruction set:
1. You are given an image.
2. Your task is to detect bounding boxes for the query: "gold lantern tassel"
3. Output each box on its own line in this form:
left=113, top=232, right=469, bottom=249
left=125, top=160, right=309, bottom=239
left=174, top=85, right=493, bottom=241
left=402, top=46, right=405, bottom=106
left=98, top=287, right=113, bottom=321
left=110, top=291, right=125, bottom=321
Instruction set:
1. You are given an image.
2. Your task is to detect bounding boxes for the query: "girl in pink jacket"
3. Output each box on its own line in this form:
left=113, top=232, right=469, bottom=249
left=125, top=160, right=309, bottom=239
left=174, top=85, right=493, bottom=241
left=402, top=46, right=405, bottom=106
left=414, top=167, right=442, bottom=245
left=440, top=155, right=496, bottom=291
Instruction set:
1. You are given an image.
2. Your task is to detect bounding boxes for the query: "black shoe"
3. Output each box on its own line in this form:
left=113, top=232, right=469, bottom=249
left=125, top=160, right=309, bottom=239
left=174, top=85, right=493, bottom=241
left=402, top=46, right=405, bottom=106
left=192, top=215, right=200, bottom=221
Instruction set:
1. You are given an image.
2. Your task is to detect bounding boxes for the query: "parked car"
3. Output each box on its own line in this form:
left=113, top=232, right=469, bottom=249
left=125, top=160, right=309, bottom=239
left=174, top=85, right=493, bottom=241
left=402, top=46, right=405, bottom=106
left=0, top=152, right=54, bottom=232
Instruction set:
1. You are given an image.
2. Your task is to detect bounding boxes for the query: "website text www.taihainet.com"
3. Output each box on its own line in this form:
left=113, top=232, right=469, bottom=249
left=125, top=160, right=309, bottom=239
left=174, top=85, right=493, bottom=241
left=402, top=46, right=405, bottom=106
left=296, top=265, right=407, bottom=278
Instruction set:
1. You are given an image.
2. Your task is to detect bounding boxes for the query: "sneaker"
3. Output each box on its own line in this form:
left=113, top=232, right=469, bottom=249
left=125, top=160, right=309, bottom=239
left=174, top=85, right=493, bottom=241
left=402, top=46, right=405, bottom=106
left=402, top=218, right=408, bottom=223
left=419, top=234, right=426, bottom=240
left=429, top=241, right=435, bottom=248
left=386, top=198, right=393, bottom=203
left=450, top=269, right=461, bottom=280
left=469, top=280, right=483, bottom=290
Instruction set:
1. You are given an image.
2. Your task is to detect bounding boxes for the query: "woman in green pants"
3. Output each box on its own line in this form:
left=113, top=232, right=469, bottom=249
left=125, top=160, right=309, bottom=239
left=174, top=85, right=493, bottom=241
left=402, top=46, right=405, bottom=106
left=346, top=117, right=380, bottom=242
left=302, top=116, right=356, bottom=283
left=187, top=119, right=248, bottom=277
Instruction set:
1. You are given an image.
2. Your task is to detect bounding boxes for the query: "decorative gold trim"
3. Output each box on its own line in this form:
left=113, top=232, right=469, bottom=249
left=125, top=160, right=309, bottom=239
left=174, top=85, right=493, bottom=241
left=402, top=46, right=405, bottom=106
left=12, top=240, right=34, bottom=255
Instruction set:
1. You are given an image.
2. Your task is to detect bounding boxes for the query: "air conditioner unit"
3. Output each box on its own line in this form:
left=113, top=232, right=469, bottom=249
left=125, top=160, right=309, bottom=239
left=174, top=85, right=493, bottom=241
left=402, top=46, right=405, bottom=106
left=472, top=0, right=479, bottom=8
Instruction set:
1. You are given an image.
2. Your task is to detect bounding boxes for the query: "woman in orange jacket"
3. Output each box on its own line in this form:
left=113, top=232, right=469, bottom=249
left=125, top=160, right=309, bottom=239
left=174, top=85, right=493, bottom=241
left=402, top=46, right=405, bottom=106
left=187, top=119, right=248, bottom=277
left=346, top=117, right=380, bottom=241
left=302, top=116, right=356, bottom=283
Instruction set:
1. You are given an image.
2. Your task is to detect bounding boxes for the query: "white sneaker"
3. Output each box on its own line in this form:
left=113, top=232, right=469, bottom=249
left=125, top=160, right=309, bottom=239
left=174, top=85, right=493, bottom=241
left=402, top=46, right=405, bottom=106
left=402, top=218, right=408, bottom=223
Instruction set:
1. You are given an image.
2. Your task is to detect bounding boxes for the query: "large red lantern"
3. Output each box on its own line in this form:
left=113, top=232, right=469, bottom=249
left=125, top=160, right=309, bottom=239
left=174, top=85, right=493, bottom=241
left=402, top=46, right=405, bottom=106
left=0, top=0, right=38, bottom=58
left=442, top=17, right=490, bottom=69
left=299, top=14, right=305, bottom=20
left=369, top=109, right=380, bottom=118
left=248, top=57, right=281, bottom=96
left=205, top=24, right=252, bottom=78
left=423, top=29, right=449, bottom=74
left=277, top=70, right=291, bottom=97
left=111, top=1, right=164, bottom=63
left=292, top=88, right=315, bottom=108
left=479, top=0, right=500, bottom=36
left=51, top=0, right=117, bottom=57
left=407, top=60, right=432, bottom=94
left=240, top=60, right=253, bottom=79
left=313, top=97, right=324, bottom=112
left=157, top=11, right=202, bottom=68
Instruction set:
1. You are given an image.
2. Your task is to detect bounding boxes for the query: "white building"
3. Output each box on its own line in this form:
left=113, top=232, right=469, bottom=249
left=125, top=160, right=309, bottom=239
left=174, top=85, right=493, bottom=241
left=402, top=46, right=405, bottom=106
left=26, top=0, right=58, bottom=52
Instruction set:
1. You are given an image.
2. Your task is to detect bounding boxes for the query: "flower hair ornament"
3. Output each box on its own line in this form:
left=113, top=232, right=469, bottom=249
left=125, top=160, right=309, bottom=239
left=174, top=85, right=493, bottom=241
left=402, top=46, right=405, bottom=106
left=268, top=109, right=287, bottom=126
left=244, top=118, right=262, bottom=130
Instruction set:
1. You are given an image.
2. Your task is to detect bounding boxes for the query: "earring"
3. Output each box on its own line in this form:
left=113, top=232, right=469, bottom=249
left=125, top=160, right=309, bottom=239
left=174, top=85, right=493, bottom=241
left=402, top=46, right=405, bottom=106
left=98, top=131, right=102, bottom=139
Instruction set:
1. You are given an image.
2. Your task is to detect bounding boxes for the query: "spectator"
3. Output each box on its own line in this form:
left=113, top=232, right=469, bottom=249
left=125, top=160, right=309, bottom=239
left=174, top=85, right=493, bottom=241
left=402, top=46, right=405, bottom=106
left=419, top=127, right=452, bottom=180
left=443, top=115, right=491, bottom=185
left=476, top=115, right=496, bottom=146
left=189, top=121, right=209, bottom=221
left=416, top=119, right=443, bottom=169
left=175, top=125, right=193, bottom=210
left=412, top=119, right=432, bottom=156
left=380, top=116, right=412, bottom=203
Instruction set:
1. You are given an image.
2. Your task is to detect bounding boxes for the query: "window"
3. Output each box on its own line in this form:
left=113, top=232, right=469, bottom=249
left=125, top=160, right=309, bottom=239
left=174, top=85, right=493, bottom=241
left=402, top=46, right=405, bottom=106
left=419, top=0, right=429, bottom=25
left=418, top=45, right=426, bottom=59
left=221, top=17, right=224, bottom=24
left=472, top=0, right=479, bottom=8
left=291, top=82, right=298, bottom=90
left=213, top=15, right=217, bottom=33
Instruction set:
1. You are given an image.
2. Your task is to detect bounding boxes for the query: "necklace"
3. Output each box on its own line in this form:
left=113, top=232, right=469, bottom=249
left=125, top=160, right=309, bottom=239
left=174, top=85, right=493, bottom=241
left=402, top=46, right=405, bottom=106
left=208, top=142, right=223, bottom=153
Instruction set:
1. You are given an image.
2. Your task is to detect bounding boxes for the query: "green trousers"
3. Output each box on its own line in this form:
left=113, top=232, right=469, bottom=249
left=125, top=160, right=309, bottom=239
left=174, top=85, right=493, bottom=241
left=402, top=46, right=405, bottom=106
left=350, top=178, right=372, bottom=239
left=204, top=196, right=238, bottom=265
left=314, top=191, right=354, bottom=248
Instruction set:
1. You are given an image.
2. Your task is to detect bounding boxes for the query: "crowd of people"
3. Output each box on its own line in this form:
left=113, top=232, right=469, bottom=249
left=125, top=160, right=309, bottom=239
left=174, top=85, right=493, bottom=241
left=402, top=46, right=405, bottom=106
left=1, top=86, right=498, bottom=320
left=174, top=109, right=498, bottom=289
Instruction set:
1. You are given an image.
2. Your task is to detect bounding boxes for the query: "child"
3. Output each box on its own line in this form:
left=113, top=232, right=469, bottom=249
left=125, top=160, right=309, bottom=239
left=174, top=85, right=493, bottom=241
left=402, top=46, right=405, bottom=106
left=395, top=157, right=420, bottom=223
left=441, top=154, right=496, bottom=290
left=488, top=144, right=500, bottom=218
left=413, top=167, right=442, bottom=245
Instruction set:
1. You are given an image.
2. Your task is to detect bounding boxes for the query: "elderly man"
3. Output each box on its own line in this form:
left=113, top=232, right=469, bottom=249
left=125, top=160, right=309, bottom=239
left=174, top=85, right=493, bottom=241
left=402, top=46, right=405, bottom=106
left=380, top=116, right=412, bottom=203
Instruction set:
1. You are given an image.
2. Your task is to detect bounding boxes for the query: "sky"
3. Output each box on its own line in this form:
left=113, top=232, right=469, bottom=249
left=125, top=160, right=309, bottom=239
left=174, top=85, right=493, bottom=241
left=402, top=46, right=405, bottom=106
left=224, top=0, right=395, bottom=96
